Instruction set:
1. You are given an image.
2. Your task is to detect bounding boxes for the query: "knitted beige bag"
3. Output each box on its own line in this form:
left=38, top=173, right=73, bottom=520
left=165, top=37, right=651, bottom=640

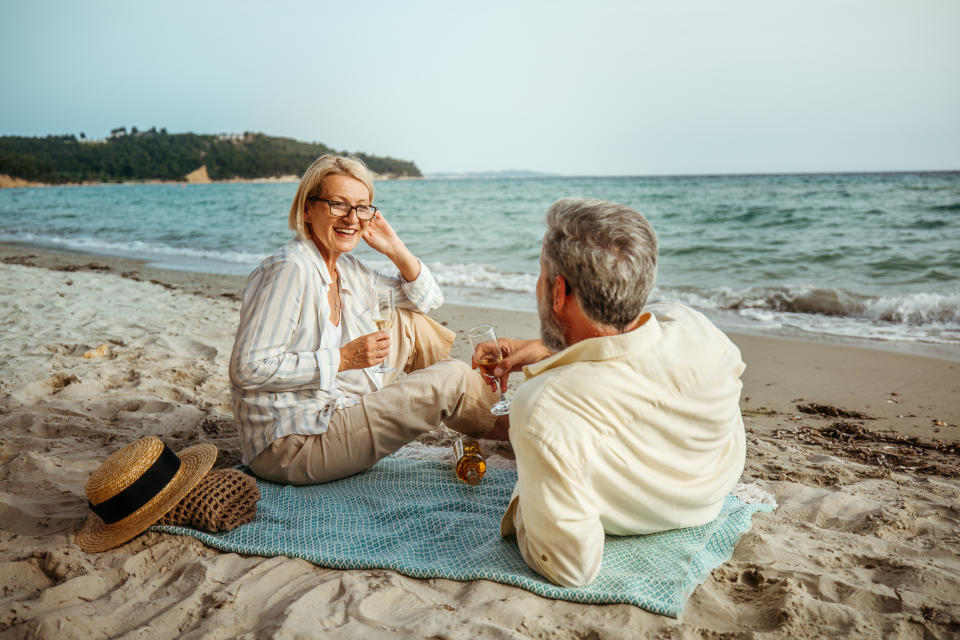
left=157, top=469, right=260, bottom=532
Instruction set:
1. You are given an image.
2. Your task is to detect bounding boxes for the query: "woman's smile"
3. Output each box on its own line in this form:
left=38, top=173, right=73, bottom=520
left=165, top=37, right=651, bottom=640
left=306, top=173, right=372, bottom=263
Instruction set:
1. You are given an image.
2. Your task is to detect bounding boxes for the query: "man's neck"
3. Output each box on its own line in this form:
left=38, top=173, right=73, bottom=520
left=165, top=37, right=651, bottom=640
left=563, top=309, right=651, bottom=345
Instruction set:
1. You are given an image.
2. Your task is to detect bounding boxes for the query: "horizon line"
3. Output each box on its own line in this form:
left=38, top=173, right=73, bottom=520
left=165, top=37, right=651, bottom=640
left=424, top=168, right=960, bottom=179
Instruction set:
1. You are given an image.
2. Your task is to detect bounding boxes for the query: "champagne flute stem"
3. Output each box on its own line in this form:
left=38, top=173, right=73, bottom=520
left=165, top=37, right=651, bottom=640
left=489, top=375, right=506, bottom=403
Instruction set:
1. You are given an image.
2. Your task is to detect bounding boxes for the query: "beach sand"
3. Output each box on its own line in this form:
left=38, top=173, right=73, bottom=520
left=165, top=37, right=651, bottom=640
left=1, top=245, right=958, bottom=638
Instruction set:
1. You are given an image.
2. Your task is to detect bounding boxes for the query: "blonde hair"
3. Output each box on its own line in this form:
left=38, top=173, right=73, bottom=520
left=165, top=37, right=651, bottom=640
left=288, top=155, right=375, bottom=239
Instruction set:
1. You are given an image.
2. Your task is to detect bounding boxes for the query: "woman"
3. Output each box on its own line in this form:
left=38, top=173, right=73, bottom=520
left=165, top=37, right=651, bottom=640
left=229, top=155, right=497, bottom=485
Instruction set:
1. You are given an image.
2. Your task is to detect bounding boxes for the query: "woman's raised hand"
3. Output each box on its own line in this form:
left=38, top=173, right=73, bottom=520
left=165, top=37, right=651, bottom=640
left=361, top=211, right=403, bottom=257
left=361, top=211, right=422, bottom=282
left=339, top=331, right=391, bottom=371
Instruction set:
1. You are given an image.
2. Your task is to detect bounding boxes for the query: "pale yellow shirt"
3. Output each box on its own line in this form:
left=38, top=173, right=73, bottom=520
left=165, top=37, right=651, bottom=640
left=500, top=302, right=746, bottom=587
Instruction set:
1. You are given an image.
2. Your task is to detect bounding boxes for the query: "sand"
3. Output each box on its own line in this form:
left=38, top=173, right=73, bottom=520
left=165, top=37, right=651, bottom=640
left=1, top=245, right=958, bottom=638
left=0, top=176, right=42, bottom=189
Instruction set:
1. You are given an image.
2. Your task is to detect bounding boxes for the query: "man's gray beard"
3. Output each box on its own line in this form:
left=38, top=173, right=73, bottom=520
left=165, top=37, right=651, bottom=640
left=538, top=289, right=568, bottom=352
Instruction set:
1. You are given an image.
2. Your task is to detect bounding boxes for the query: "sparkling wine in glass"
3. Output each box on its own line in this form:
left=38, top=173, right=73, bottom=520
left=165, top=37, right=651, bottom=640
left=372, top=288, right=397, bottom=373
left=469, top=323, right=510, bottom=416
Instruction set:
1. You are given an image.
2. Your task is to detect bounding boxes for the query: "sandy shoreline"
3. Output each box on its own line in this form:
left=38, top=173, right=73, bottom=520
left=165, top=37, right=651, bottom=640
left=0, top=173, right=303, bottom=189
left=0, top=172, right=414, bottom=189
left=1, top=245, right=958, bottom=637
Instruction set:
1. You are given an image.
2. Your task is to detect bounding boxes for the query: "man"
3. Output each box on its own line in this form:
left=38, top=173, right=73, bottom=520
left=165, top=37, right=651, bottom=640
left=485, top=198, right=746, bottom=587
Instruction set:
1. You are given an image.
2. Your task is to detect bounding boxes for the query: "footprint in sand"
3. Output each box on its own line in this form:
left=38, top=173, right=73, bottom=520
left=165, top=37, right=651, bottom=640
left=49, top=373, right=81, bottom=394
left=143, top=335, right=218, bottom=360
left=120, top=399, right=176, bottom=414
left=166, top=368, right=209, bottom=388
left=104, top=369, right=141, bottom=390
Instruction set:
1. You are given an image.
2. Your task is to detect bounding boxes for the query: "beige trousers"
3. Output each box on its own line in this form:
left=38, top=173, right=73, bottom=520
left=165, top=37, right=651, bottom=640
left=249, top=309, right=498, bottom=485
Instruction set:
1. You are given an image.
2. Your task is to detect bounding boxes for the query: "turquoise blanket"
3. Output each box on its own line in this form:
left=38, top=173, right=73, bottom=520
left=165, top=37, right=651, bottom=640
left=152, top=458, right=772, bottom=617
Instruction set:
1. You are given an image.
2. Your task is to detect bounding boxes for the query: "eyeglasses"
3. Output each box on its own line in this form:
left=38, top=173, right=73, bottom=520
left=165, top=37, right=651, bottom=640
left=307, top=197, right=379, bottom=221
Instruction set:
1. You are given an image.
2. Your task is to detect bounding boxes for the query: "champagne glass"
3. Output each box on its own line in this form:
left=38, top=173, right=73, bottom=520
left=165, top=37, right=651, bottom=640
left=372, top=288, right=397, bottom=373
left=469, top=324, right=510, bottom=415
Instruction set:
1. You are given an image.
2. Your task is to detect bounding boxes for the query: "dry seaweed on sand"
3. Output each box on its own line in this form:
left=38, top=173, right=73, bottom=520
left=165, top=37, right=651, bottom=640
left=796, top=402, right=874, bottom=420
left=51, top=262, right=112, bottom=272
left=742, top=407, right=779, bottom=417
left=774, top=421, right=960, bottom=478
left=1, top=254, right=38, bottom=266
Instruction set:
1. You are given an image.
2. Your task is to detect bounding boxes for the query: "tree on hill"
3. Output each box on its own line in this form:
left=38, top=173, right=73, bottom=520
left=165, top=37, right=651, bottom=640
left=0, top=130, right=421, bottom=183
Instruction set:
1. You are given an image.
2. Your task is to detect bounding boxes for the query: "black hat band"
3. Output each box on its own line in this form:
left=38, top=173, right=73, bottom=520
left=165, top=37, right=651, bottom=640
left=89, top=443, right=182, bottom=524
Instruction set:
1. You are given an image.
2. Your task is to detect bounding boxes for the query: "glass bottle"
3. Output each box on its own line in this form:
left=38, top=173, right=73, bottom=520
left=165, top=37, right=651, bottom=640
left=453, top=436, right=486, bottom=485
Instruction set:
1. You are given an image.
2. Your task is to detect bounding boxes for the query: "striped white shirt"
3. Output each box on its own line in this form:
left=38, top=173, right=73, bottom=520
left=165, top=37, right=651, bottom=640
left=229, top=236, right=444, bottom=465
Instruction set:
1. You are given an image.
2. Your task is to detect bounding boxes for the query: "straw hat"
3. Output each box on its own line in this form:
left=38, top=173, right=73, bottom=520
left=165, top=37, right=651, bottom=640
left=76, top=436, right=217, bottom=553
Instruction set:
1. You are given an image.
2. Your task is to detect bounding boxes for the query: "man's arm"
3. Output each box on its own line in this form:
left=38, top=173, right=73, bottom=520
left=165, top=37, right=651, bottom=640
left=503, top=430, right=605, bottom=587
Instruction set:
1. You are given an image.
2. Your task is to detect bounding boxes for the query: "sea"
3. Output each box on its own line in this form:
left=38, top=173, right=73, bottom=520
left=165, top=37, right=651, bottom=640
left=2, top=172, right=959, bottom=358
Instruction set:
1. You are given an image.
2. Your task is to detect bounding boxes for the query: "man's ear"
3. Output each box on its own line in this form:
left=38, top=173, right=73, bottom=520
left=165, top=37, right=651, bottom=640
left=552, top=275, right=567, bottom=313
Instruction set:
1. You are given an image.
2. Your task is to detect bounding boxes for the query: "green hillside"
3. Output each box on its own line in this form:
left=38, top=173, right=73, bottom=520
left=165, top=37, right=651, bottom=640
left=0, top=129, right=421, bottom=183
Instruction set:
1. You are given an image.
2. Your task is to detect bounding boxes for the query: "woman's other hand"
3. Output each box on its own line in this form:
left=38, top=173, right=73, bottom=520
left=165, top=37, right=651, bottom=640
left=339, top=331, right=390, bottom=371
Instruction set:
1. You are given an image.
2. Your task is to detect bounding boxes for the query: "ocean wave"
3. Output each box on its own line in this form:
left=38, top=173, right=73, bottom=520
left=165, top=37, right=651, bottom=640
left=422, top=260, right=960, bottom=330
left=928, top=203, right=960, bottom=212
left=862, top=292, right=960, bottom=325
left=897, top=218, right=952, bottom=230
left=658, top=285, right=960, bottom=327
left=423, top=260, right=960, bottom=333
left=427, top=270, right=960, bottom=347
left=428, top=262, right=538, bottom=293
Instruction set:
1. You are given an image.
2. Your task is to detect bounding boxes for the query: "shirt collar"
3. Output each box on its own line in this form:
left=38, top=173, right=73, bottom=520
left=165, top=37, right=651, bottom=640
left=296, top=235, right=357, bottom=294
left=523, top=312, right=663, bottom=379
left=295, top=236, right=331, bottom=283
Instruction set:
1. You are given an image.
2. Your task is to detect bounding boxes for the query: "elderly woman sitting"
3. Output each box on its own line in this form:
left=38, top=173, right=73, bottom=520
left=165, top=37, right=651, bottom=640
left=229, top=155, right=497, bottom=485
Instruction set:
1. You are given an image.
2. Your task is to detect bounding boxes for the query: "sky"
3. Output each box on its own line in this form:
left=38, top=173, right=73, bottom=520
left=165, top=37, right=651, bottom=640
left=1, top=1, right=958, bottom=176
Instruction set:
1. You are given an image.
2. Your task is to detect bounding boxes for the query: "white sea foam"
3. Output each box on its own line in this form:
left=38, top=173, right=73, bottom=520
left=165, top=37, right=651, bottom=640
left=0, top=231, right=264, bottom=274
left=863, top=292, right=960, bottom=325
left=657, top=285, right=960, bottom=326
left=429, top=262, right=538, bottom=293
left=653, top=285, right=960, bottom=346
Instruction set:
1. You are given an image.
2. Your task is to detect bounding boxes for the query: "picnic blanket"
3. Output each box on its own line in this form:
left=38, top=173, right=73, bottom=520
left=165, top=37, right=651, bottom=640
left=152, top=457, right=773, bottom=617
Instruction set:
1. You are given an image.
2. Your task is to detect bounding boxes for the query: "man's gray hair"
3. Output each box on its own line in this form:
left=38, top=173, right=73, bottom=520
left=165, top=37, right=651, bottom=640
left=542, top=198, right=658, bottom=332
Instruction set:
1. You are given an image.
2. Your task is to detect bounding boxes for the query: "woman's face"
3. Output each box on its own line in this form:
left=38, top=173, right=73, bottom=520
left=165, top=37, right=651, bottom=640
left=305, top=174, right=371, bottom=262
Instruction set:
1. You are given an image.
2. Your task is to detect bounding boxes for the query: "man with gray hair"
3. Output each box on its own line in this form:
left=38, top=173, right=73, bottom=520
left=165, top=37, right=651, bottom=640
left=485, top=197, right=746, bottom=587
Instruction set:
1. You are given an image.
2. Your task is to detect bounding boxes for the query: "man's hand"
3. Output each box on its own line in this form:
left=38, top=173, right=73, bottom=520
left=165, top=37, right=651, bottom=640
left=339, top=331, right=390, bottom=371
left=472, top=337, right=554, bottom=393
